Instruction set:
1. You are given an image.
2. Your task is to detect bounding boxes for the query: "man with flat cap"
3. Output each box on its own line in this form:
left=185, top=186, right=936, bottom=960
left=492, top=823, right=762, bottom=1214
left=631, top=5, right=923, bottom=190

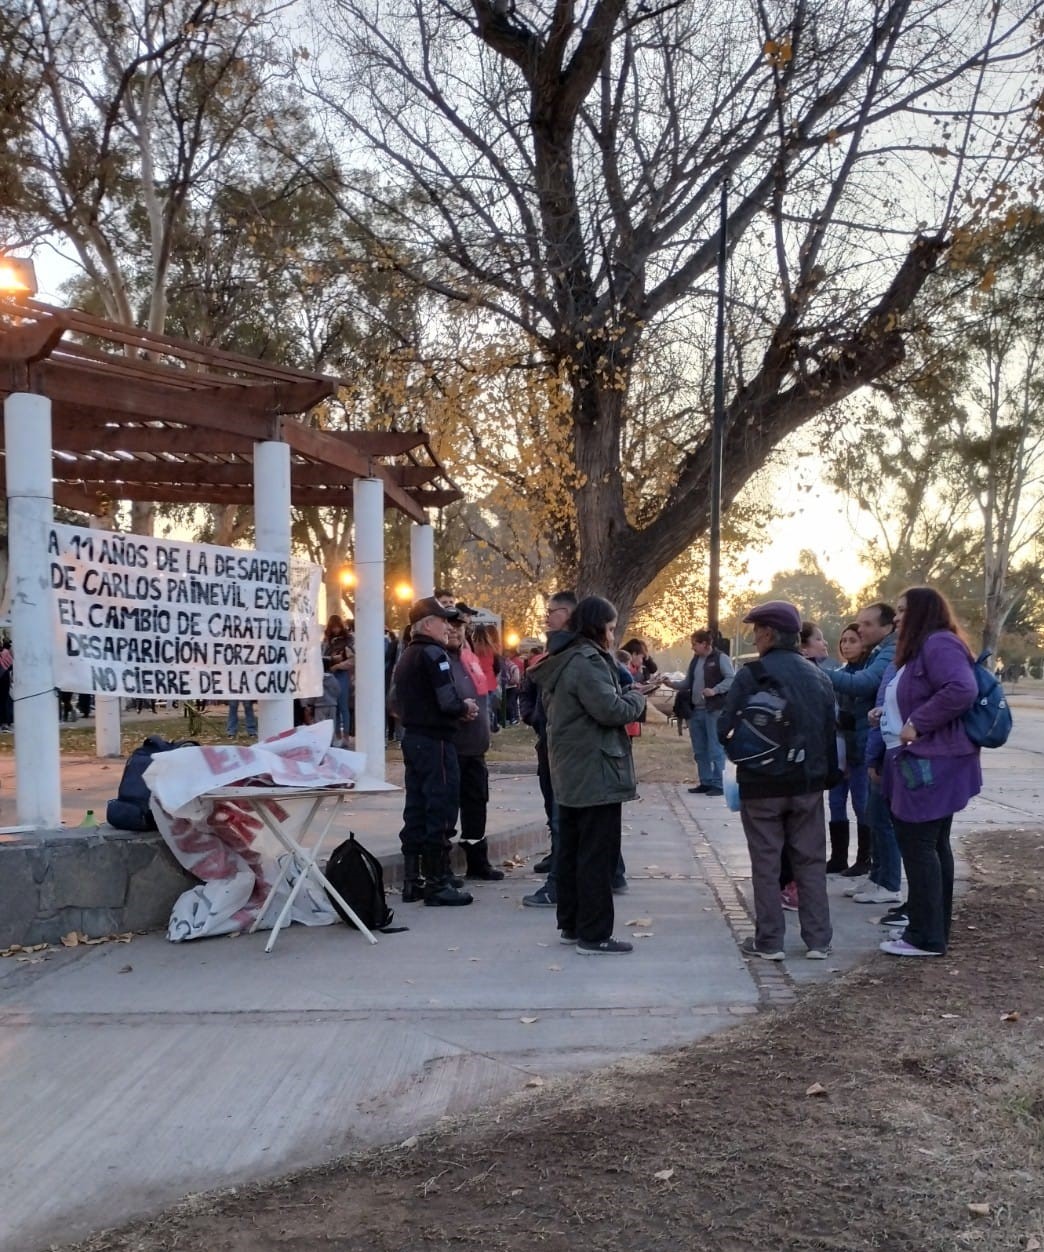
left=391, top=596, right=479, bottom=906
left=718, top=600, right=839, bottom=960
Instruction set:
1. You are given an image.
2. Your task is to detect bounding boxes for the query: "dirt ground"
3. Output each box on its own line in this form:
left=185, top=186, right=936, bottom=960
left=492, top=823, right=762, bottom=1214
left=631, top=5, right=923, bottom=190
left=65, top=825, right=1044, bottom=1252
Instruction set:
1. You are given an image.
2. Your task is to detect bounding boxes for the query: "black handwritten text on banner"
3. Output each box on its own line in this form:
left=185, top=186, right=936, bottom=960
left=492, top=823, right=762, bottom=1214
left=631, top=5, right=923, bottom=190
left=49, top=525, right=322, bottom=699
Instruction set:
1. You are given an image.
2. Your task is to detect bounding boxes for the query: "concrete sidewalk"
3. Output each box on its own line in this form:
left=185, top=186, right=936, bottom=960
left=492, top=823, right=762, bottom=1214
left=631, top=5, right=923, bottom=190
left=1, top=702, right=1042, bottom=1251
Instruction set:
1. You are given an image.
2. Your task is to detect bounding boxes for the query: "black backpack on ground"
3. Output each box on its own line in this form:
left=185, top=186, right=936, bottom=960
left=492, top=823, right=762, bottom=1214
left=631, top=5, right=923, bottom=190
left=105, top=735, right=199, bottom=831
left=325, top=834, right=407, bottom=933
left=723, top=661, right=806, bottom=775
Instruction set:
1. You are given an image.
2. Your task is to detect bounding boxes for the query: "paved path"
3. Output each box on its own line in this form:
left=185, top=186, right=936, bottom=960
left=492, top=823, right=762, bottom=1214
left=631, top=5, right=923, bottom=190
left=0, top=692, right=1041, bottom=1252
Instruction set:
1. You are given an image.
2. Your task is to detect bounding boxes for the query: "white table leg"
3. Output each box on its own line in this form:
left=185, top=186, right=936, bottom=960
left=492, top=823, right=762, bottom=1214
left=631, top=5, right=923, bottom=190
left=254, top=794, right=379, bottom=949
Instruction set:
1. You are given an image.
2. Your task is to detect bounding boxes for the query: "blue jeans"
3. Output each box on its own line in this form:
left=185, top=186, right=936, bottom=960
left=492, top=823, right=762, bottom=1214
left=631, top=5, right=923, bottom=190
left=829, top=762, right=869, bottom=824
left=689, top=707, right=724, bottom=789
left=334, top=671, right=351, bottom=739
left=226, top=700, right=257, bottom=737
left=868, top=779, right=902, bottom=892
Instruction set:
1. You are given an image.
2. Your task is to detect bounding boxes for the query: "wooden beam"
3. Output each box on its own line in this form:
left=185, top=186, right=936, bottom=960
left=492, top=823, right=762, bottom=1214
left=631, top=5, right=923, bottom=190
left=49, top=422, right=256, bottom=455
left=385, top=465, right=440, bottom=487
left=0, top=319, right=64, bottom=365
left=408, top=488, right=463, bottom=507
left=328, top=430, right=427, bottom=455
left=280, top=421, right=427, bottom=522
left=32, top=362, right=281, bottom=438
left=43, top=457, right=358, bottom=488
left=49, top=481, right=358, bottom=508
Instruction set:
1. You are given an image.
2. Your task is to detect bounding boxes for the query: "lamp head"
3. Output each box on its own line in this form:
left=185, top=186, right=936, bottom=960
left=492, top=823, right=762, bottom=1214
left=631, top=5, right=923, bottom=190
left=0, top=258, right=37, bottom=299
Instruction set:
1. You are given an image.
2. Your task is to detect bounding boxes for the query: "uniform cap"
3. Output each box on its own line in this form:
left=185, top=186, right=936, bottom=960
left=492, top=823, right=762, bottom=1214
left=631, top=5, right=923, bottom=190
left=409, top=596, right=461, bottom=625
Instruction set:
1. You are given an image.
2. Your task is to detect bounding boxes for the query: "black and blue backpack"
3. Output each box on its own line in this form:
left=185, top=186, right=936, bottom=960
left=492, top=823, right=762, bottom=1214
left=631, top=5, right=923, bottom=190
left=963, top=651, right=1012, bottom=749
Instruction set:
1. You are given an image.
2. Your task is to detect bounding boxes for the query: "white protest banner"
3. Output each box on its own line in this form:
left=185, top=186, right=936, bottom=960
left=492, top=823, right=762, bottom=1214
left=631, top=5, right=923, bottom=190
left=48, top=524, right=322, bottom=700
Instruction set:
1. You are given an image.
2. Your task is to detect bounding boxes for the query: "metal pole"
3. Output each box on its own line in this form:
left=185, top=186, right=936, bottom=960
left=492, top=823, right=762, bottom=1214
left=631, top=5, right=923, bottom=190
left=708, top=178, right=728, bottom=640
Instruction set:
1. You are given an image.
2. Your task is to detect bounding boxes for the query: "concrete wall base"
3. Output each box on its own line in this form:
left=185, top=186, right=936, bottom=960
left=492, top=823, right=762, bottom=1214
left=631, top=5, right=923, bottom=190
left=0, top=826, right=198, bottom=948
left=0, top=821, right=548, bottom=949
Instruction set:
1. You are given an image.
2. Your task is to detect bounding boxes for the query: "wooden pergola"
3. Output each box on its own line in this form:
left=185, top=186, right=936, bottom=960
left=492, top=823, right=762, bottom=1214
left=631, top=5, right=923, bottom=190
left=0, top=299, right=462, bottom=520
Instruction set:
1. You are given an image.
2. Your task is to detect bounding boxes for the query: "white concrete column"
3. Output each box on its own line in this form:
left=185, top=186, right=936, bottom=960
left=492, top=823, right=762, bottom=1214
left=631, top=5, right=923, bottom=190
left=353, top=478, right=386, bottom=782
left=89, top=513, right=122, bottom=757
left=254, top=440, right=292, bottom=739
left=409, top=521, right=435, bottom=600
left=5, top=392, right=61, bottom=828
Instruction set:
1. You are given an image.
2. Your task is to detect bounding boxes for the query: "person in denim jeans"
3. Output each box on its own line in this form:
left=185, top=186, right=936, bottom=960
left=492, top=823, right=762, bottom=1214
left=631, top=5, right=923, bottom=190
left=828, top=624, right=872, bottom=873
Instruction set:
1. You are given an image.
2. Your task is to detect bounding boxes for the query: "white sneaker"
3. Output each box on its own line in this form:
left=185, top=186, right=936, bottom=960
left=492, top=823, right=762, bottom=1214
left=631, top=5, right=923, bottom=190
left=842, top=876, right=870, bottom=897
left=853, top=886, right=902, bottom=904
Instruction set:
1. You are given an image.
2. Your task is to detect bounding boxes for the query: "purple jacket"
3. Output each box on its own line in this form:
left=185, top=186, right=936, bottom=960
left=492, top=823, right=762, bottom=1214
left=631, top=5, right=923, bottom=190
left=881, top=630, right=981, bottom=823
left=898, top=631, right=977, bottom=759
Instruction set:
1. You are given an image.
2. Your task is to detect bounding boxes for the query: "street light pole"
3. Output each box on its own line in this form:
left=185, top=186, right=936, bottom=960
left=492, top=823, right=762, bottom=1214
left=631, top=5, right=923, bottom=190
left=708, top=178, right=729, bottom=643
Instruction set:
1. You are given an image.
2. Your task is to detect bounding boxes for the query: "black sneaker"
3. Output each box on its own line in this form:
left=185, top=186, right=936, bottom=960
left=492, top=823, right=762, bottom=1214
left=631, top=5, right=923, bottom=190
left=703, top=787, right=724, bottom=797
left=576, top=937, right=633, bottom=955
left=688, top=784, right=710, bottom=794
left=559, top=930, right=577, bottom=944
left=522, top=884, right=557, bottom=908
left=533, top=853, right=552, bottom=874
left=611, top=875, right=628, bottom=894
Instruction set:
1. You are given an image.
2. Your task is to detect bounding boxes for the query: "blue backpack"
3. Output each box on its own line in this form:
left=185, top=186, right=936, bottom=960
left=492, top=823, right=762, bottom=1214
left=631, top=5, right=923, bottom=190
left=963, top=651, right=1012, bottom=749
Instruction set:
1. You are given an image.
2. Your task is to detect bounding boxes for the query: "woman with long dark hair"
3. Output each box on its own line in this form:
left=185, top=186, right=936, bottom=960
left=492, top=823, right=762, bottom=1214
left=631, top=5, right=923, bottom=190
left=322, top=614, right=354, bottom=747
left=530, top=596, right=646, bottom=955
left=873, top=587, right=980, bottom=957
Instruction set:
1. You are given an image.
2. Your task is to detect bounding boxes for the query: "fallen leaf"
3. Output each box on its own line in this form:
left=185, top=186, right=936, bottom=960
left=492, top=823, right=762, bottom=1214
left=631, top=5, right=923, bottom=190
left=117, top=965, right=132, bottom=974
left=1025, top=1236, right=1040, bottom=1251
left=631, top=931, right=655, bottom=939
left=400, top=1135, right=419, bottom=1149
left=805, top=1082, right=828, bottom=1097
left=1001, top=1011, right=1020, bottom=1023
left=967, top=1202, right=990, bottom=1216
left=519, top=1016, right=538, bottom=1024
left=447, top=946, right=459, bottom=952
left=60, top=932, right=80, bottom=947
left=653, top=1168, right=675, bottom=1182
left=83, top=936, right=107, bottom=946
left=525, top=1077, right=544, bottom=1087
left=547, top=964, right=562, bottom=971
left=114, top=933, right=133, bottom=943
left=940, top=1013, right=960, bottom=1019
left=625, top=918, right=653, bottom=927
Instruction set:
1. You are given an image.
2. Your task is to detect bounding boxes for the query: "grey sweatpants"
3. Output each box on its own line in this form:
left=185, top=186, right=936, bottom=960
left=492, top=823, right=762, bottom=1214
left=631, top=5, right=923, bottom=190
left=740, top=792, right=832, bottom=952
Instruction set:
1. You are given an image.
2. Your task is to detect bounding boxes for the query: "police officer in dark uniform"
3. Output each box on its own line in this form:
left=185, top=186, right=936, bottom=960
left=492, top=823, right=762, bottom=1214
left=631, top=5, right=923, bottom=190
left=392, top=597, right=479, bottom=906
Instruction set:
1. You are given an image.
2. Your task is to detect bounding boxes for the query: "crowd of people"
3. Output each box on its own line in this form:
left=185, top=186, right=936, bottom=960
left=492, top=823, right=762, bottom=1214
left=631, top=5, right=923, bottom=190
left=388, top=581, right=987, bottom=963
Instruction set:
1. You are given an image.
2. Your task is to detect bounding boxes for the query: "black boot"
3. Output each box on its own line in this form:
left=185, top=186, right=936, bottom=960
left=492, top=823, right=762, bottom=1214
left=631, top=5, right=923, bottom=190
left=842, top=823, right=871, bottom=877
left=401, top=851, right=425, bottom=903
left=422, top=847, right=473, bottom=907
left=826, top=820, right=850, bottom=874
left=463, top=838, right=505, bottom=881
left=442, top=840, right=465, bottom=888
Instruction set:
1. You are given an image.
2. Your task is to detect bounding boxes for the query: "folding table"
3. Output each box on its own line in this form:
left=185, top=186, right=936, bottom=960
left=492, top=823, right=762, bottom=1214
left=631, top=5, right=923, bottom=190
left=203, top=784, right=380, bottom=952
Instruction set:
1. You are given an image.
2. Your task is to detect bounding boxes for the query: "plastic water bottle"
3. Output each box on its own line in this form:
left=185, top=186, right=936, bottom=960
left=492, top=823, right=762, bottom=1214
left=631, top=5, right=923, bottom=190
left=82, top=809, right=97, bottom=827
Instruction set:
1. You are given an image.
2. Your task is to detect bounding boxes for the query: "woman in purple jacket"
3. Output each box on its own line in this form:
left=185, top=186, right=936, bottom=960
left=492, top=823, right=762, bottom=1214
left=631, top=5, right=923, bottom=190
left=877, top=587, right=980, bottom=958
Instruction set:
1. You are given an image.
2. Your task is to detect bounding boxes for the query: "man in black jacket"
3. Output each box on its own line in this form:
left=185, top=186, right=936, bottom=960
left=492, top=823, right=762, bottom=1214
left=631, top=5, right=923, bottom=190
left=392, top=597, right=478, bottom=906
left=718, top=600, right=839, bottom=961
